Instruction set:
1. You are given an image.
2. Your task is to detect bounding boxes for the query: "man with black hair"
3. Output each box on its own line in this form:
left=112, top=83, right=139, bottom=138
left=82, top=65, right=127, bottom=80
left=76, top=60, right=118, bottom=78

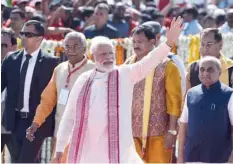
left=30, top=14, right=75, bottom=40
left=198, top=9, right=207, bottom=27
left=182, top=6, right=203, bottom=35
left=125, top=23, right=182, bottom=163
left=79, top=6, right=94, bottom=30
left=1, top=20, right=58, bottom=163
left=219, top=9, right=233, bottom=33
left=84, top=3, right=119, bottom=39
left=1, top=28, right=17, bottom=61
left=151, top=11, right=167, bottom=35
left=186, top=28, right=233, bottom=92
left=1, top=28, right=17, bottom=153
left=203, top=15, right=216, bottom=29
left=143, top=21, right=186, bottom=95
left=216, top=14, right=226, bottom=28
left=108, top=2, right=129, bottom=38
left=9, top=9, right=25, bottom=37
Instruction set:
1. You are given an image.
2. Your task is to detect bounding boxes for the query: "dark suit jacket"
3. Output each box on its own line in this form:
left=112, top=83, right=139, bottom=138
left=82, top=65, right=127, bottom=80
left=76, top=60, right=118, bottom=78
left=1, top=49, right=58, bottom=137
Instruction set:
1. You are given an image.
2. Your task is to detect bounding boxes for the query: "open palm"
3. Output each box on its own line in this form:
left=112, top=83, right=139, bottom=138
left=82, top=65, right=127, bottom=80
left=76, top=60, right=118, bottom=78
left=166, top=17, right=184, bottom=46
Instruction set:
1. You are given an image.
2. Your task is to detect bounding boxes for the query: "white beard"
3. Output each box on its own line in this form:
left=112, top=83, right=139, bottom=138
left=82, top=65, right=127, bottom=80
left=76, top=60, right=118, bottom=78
left=95, top=62, right=115, bottom=73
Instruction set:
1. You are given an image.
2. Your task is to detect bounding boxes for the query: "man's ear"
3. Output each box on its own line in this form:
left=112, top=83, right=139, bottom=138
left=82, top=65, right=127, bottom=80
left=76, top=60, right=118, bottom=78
left=156, top=33, right=161, bottom=42
left=91, top=54, right=95, bottom=62
left=150, top=38, right=156, bottom=45
left=11, top=45, right=17, bottom=51
left=219, top=69, right=222, bottom=76
left=150, top=33, right=161, bottom=46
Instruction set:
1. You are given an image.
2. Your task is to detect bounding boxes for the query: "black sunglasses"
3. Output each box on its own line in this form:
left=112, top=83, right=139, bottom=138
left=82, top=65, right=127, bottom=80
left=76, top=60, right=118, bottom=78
left=1, top=43, right=8, bottom=48
left=19, top=32, right=42, bottom=38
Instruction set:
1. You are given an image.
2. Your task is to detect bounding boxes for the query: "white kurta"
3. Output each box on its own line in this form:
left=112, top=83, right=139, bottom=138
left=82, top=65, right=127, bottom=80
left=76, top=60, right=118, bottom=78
left=56, top=43, right=171, bottom=163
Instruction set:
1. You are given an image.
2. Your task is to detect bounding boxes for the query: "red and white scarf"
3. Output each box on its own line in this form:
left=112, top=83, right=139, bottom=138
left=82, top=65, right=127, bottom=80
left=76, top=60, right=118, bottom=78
left=67, top=69, right=120, bottom=163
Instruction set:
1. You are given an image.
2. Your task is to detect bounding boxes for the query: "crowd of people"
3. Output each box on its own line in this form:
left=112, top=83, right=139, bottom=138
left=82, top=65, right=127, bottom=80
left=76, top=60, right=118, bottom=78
left=1, top=0, right=233, bottom=163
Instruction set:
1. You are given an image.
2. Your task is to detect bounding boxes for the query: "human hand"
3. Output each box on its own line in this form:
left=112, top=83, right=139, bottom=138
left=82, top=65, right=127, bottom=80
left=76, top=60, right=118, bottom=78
left=165, top=16, right=184, bottom=47
left=26, top=122, right=39, bottom=142
left=51, top=152, right=63, bottom=163
left=164, top=132, right=176, bottom=149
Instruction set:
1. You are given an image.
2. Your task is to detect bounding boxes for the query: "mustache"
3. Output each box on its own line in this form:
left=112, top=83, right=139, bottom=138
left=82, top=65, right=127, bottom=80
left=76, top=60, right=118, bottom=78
left=134, top=47, right=141, bottom=51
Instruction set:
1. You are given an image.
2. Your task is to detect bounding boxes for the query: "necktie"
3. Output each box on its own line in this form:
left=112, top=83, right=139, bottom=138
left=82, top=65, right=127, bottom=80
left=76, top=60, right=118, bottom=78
left=17, top=54, right=32, bottom=111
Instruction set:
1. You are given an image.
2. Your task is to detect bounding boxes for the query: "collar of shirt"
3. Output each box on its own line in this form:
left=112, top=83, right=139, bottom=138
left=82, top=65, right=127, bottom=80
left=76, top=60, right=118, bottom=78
left=201, top=81, right=221, bottom=92
left=67, top=57, right=87, bottom=70
left=219, top=22, right=232, bottom=33
left=94, top=65, right=118, bottom=79
left=185, top=20, right=198, bottom=29
left=94, top=24, right=107, bottom=32
left=23, top=47, right=41, bottom=61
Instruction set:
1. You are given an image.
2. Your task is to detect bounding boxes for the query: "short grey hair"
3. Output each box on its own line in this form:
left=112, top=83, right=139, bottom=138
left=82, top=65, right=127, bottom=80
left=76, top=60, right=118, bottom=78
left=64, top=32, right=87, bottom=49
left=199, top=56, right=221, bottom=70
left=90, top=36, right=114, bottom=54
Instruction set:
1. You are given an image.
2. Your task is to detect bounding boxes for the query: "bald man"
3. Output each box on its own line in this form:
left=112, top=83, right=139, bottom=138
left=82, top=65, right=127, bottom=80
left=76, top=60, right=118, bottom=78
left=219, top=9, right=233, bottom=33
left=178, top=56, right=233, bottom=163
left=26, top=32, right=95, bottom=162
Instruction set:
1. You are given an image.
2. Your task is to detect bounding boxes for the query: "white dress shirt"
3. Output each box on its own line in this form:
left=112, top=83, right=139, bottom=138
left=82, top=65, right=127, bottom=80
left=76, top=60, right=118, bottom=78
left=219, top=22, right=233, bottom=34
left=180, top=93, right=233, bottom=125
left=20, top=48, right=40, bottom=112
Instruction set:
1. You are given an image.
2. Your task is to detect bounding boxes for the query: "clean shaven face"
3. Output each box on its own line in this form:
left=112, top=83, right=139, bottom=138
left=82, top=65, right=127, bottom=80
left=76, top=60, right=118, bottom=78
left=199, top=60, right=221, bottom=86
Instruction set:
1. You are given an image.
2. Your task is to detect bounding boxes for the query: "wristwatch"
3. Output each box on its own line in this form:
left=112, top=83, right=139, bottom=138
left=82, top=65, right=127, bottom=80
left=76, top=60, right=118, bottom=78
left=168, top=130, right=177, bottom=135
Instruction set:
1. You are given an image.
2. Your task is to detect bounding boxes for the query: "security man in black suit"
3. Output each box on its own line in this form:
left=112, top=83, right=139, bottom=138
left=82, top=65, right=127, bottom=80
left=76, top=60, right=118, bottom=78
left=1, top=20, right=58, bottom=163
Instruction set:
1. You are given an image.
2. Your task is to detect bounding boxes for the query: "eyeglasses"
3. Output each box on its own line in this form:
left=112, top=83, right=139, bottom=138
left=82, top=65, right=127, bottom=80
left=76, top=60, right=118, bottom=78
left=1, top=43, right=8, bottom=48
left=19, top=32, right=42, bottom=38
left=64, top=45, right=85, bottom=51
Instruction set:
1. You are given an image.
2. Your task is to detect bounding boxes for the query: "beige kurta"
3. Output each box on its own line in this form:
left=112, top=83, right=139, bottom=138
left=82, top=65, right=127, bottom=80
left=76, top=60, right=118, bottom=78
left=33, top=58, right=95, bottom=136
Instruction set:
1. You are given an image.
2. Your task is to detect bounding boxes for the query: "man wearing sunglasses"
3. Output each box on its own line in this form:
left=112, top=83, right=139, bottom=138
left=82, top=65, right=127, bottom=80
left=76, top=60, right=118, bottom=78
left=1, top=20, right=58, bottom=163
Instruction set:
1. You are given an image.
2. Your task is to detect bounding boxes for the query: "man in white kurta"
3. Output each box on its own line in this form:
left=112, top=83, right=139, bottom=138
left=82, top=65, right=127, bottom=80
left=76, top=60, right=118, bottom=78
left=54, top=17, right=183, bottom=163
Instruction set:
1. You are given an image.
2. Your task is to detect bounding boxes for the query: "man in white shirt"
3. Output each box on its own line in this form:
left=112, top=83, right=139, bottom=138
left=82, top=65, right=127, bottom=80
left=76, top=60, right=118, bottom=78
left=53, top=17, right=183, bottom=163
left=178, top=56, right=233, bottom=163
left=219, top=9, right=233, bottom=33
left=1, top=20, right=58, bottom=162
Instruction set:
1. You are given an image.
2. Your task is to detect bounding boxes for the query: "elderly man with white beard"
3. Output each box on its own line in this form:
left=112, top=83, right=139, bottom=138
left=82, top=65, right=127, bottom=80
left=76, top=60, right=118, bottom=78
left=53, top=17, right=183, bottom=163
